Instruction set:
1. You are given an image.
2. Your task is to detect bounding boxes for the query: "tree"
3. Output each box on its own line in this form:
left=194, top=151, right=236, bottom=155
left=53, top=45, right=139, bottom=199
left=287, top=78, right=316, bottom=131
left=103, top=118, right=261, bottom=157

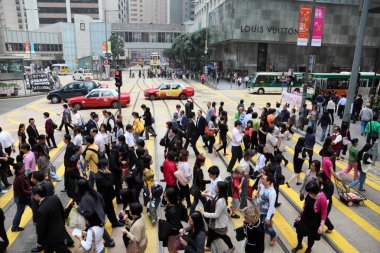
left=109, top=33, right=125, bottom=64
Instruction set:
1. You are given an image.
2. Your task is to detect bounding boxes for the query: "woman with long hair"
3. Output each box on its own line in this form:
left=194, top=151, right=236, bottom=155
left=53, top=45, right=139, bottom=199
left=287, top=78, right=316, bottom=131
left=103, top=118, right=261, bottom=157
left=177, top=150, right=192, bottom=208
left=99, top=123, right=111, bottom=158
left=179, top=211, right=207, bottom=253
left=292, top=180, right=327, bottom=253
left=338, top=138, right=359, bottom=180
left=120, top=175, right=140, bottom=210
left=317, top=171, right=335, bottom=233
left=17, top=123, right=27, bottom=150
left=121, top=202, right=147, bottom=253
left=164, top=187, right=186, bottom=253
left=307, top=104, right=318, bottom=133
left=242, top=205, right=265, bottom=253
left=276, top=123, right=289, bottom=166
left=11, top=162, right=32, bottom=232
left=287, top=137, right=305, bottom=187
left=299, top=160, right=320, bottom=200
left=348, top=143, right=375, bottom=191
left=201, top=181, right=234, bottom=253
left=34, top=143, right=50, bottom=180
left=243, top=120, right=253, bottom=151
left=75, top=212, right=105, bottom=253
left=215, top=116, right=228, bottom=156
left=317, top=111, right=331, bottom=142
left=189, top=154, right=210, bottom=214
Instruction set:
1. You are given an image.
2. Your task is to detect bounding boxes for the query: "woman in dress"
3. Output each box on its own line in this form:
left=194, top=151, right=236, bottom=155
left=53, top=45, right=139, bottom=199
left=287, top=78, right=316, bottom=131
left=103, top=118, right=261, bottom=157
left=286, top=137, right=305, bottom=187
left=292, top=180, right=327, bottom=253
left=201, top=181, right=234, bottom=253
left=17, top=124, right=27, bottom=150
left=242, top=205, right=265, bottom=253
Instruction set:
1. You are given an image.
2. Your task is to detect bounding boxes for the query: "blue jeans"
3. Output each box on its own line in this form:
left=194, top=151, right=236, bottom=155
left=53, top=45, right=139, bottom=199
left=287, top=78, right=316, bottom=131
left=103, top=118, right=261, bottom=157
left=50, top=171, right=61, bottom=182
left=360, top=121, right=369, bottom=134
left=190, top=196, right=206, bottom=215
left=320, top=127, right=327, bottom=142
left=12, top=196, right=32, bottom=229
left=260, top=214, right=276, bottom=239
left=89, top=171, right=96, bottom=188
left=309, top=120, right=317, bottom=133
left=349, top=171, right=366, bottom=190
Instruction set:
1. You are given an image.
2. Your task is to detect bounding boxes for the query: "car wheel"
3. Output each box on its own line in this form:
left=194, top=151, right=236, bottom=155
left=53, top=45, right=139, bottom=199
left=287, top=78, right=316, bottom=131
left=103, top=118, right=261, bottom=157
left=149, top=94, right=156, bottom=100
left=111, top=101, right=119, bottom=109
left=258, top=88, right=265, bottom=95
left=73, top=103, right=83, bottom=110
left=51, top=95, right=61, bottom=104
left=179, top=93, right=187, bottom=100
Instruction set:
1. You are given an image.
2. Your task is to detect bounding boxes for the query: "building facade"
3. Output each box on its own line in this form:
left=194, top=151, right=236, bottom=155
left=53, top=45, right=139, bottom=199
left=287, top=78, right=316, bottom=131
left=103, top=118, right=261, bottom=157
left=112, top=23, right=184, bottom=62
left=128, top=0, right=168, bottom=24
left=205, top=0, right=380, bottom=73
left=0, top=0, right=27, bottom=30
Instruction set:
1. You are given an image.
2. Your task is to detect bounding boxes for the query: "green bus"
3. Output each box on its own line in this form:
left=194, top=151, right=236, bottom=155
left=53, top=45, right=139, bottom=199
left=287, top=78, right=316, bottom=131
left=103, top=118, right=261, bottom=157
left=307, top=72, right=380, bottom=100
left=247, top=72, right=304, bottom=94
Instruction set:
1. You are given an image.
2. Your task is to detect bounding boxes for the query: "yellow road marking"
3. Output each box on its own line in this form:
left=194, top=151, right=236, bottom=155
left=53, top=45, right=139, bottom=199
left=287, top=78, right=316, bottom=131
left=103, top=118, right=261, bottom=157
left=285, top=146, right=380, bottom=216
left=285, top=147, right=380, bottom=241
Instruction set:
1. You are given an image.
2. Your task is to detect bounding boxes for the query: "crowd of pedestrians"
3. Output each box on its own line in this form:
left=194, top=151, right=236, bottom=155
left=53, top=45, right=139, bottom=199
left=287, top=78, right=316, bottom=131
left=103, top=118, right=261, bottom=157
left=0, top=86, right=378, bottom=253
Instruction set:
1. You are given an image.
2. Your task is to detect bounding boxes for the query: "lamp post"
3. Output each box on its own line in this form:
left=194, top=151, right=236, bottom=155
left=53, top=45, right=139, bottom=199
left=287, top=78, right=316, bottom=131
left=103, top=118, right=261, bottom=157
left=24, top=8, right=39, bottom=70
left=103, top=9, right=119, bottom=80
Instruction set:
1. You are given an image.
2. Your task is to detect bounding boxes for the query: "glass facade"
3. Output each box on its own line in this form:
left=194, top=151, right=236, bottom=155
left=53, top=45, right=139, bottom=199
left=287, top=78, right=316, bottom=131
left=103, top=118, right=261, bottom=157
left=90, top=22, right=110, bottom=57
left=114, top=31, right=182, bottom=43
left=61, top=23, right=77, bottom=70
left=0, top=59, right=23, bottom=73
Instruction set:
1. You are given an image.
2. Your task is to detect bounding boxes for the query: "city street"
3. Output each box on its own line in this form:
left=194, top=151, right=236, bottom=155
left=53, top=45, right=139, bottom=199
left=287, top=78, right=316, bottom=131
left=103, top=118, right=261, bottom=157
left=0, top=73, right=379, bottom=252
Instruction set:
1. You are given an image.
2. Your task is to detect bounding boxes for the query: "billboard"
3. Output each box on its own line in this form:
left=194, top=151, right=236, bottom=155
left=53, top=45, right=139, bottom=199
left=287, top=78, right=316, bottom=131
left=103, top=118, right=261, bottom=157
left=311, top=6, right=326, bottom=47
left=297, top=5, right=312, bottom=46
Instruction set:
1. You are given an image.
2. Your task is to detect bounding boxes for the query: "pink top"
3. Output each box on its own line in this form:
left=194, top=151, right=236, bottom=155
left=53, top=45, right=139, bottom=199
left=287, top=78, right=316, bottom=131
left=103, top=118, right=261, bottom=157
left=313, top=192, right=328, bottom=222
left=322, top=157, right=333, bottom=179
left=23, top=150, right=36, bottom=173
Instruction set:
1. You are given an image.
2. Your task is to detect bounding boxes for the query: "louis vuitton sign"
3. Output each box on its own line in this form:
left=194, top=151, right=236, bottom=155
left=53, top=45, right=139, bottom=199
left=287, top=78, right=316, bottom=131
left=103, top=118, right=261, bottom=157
left=240, top=25, right=299, bottom=35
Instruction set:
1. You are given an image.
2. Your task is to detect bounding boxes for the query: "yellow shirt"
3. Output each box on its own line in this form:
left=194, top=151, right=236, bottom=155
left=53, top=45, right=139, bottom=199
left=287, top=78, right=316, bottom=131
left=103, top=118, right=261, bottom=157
left=85, top=144, right=99, bottom=173
left=143, top=168, right=154, bottom=186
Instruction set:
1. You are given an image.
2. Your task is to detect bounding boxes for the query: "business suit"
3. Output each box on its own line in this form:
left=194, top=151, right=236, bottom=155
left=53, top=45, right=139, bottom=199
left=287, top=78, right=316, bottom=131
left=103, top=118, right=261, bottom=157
left=196, top=115, right=207, bottom=146
left=95, top=170, right=118, bottom=226
left=184, top=119, right=199, bottom=156
left=35, top=195, right=71, bottom=253
left=26, top=124, right=39, bottom=150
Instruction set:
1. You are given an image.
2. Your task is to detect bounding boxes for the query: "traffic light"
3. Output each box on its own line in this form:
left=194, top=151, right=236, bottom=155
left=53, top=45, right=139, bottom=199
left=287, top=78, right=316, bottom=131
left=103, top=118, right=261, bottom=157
left=115, top=69, right=122, bottom=87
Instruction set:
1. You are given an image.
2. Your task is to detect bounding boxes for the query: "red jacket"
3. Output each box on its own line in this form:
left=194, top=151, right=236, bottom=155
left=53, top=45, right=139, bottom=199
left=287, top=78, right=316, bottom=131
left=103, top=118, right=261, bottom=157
left=163, top=159, right=177, bottom=187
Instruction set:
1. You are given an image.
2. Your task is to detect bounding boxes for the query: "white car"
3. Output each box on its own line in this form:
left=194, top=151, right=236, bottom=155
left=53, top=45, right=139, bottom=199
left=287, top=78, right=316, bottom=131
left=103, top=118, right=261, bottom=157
left=72, top=69, right=93, bottom=81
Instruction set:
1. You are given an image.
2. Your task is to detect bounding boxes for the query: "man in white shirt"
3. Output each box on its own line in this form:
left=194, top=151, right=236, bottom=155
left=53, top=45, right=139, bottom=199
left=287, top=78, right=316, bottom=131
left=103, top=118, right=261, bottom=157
left=337, top=95, right=347, bottom=119
left=124, top=124, right=135, bottom=149
left=91, top=128, right=105, bottom=158
left=326, top=99, right=336, bottom=124
left=227, top=120, right=243, bottom=172
left=0, top=127, right=15, bottom=156
left=71, top=109, right=83, bottom=128
left=202, top=166, right=222, bottom=200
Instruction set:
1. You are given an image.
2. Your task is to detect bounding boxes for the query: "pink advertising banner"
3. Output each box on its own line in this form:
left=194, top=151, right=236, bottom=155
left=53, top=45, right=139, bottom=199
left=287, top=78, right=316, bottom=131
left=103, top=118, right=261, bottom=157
left=311, top=6, right=325, bottom=47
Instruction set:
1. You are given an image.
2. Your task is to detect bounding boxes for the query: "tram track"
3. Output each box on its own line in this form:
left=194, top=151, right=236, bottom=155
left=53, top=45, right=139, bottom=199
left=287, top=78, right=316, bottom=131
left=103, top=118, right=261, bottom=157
left=184, top=94, right=343, bottom=253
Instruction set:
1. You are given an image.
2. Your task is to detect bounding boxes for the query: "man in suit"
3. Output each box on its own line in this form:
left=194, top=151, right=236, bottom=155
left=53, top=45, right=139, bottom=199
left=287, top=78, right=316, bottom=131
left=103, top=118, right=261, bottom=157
left=26, top=118, right=39, bottom=150
left=32, top=185, right=71, bottom=253
left=185, top=98, right=194, bottom=118
left=196, top=110, right=207, bottom=147
left=184, top=112, right=199, bottom=156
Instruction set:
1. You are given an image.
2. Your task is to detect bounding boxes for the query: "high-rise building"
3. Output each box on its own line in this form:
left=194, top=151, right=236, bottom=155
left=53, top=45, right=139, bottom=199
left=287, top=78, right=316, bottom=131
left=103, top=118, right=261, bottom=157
left=0, top=0, right=28, bottom=30
left=182, top=0, right=195, bottom=22
left=128, top=0, right=167, bottom=24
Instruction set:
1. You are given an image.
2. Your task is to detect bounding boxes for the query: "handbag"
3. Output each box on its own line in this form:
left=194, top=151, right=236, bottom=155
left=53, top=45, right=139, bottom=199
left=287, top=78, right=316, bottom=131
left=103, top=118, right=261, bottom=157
left=369, top=122, right=379, bottom=139
left=158, top=219, right=173, bottom=242
left=190, top=170, right=201, bottom=197
left=361, top=153, right=375, bottom=173
left=174, top=168, right=189, bottom=186
left=67, top=208, right=86, bottom=230
left=204, top=125, right=215, bottom=136
left=80, top=228, right=96, bottom=253
left=235, top=226, right=246, bottom=241
left=173, top=236, right=184, bottom=251
left=342, top=130, right=351, bottom=145
left=123, top=233, right=131, bottom=248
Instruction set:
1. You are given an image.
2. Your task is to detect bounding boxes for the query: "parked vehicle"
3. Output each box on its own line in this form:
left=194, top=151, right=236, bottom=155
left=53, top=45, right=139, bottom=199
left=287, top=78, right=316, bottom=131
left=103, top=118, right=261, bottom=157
left=144, top=83, right=194, bottom=100
left=47, top=81, right=108, bottom=104
left=52, top=64, right=70, bottom=75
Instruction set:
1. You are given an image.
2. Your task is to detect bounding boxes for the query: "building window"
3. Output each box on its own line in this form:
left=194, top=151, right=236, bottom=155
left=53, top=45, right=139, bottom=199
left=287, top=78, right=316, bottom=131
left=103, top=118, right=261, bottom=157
left=158, top=32, right=165, bottom=43
left=80, top=23, right=85, bottom=31
left=141, top=32, right=149, bottom=42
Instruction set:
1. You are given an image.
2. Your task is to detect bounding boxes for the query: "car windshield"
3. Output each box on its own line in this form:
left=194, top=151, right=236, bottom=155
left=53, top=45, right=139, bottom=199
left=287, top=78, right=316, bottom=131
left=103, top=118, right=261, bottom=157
left=84, top=81, right=97, bottom=89
left=101, top=90, right=117, bottom=97
left=159, top=84, right=171, bottom=90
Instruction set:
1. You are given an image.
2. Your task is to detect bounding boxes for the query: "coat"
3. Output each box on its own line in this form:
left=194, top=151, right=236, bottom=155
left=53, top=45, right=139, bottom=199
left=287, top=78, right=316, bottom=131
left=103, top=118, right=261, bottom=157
left=36, top=195, right=68, bottom=247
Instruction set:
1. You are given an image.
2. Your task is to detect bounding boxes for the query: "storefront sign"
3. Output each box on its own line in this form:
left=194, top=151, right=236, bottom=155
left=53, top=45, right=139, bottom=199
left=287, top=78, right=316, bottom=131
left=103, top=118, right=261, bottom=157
left=297, top=5, right=312, bottom=46
left=311, top=6, right=325, bottom=47
left=281, top=91, right=302, bottom=107
left=25, top=41, right=30, bottom=53
left=102, top=41, right=107, bottom=53
left=240, top=26, right=298, bottom=35
left=24, top=73, right=52, bottom=91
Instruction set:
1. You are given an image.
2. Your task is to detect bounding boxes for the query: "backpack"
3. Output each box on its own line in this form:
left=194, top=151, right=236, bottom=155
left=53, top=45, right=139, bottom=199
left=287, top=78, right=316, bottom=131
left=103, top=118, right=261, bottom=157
left=225, top=175, right=239, bottom=197
left=83, top=147, right=100, bottom=165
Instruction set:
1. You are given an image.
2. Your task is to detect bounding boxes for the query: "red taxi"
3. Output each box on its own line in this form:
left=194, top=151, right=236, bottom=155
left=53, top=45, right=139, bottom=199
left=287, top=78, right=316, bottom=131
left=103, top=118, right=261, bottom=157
left=68, top=88, right=130, bottom=110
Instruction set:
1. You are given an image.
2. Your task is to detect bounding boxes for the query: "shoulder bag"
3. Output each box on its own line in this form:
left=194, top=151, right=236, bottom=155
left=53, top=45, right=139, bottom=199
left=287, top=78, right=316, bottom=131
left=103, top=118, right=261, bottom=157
left=190, top=170, right=201, bottom=198
left=369, top=122, right=379, bottom=139
left=80, top=228, right=96, bottom=253
left=361, top=152, right=375, bottom=173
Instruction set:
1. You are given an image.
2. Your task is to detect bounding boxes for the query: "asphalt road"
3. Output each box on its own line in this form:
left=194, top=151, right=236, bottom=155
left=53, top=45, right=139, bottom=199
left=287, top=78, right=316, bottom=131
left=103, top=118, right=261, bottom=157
left=0, top=95, right=45, bottom=115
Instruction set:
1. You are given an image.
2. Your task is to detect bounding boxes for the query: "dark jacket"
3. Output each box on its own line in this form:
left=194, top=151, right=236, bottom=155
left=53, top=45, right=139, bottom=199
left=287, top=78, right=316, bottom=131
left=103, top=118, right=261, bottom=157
left=13, top=175, right=31, bottom=199
left=85, top=119, right=98, bottom=133
left=193, top=168, right=210, bottom=192
left=36, top=195, right=68, bottom=247
left=26, top=124, right=39, bottom=145
left=186, top=120, right=198, bottom=140
left=64, top=142, right=75, bottom=167
left=143, top=109, right=153, bottom=126
left=196, top=116, right=207, bottom=135
left=185, top=102, right=193, bottom=118
left=95, top=170, right=115, bottom=201
left=318, top=116, right=331, bottom=128
left=45, top=118, right=55, bottom=134
left=40, top=181, right=55, bottom=196
left=166, top=135, right=177, bottom=153
left=184, top=229, right=207, bottom=253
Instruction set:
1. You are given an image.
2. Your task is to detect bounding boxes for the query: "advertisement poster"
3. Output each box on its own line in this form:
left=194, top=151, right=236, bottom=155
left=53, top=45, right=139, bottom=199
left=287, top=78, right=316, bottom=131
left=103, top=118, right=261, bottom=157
left=311, top=6, right=325, bottom=47
left=30, top=42, right=35, bottom=53
left=297, top=5, right=311, bottom=46
left=102, top=41, right=107, bottom=53
left=281, top=91, right=302, bottom=107
left=25, top=41, right=30, bottom=53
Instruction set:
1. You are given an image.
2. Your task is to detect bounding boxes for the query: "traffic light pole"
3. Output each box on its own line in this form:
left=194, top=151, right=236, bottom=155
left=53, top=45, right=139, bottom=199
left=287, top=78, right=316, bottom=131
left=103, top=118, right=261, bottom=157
left=341, top=0, right=370, bottom=130
left=118, top=86, right=121, bottom=115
